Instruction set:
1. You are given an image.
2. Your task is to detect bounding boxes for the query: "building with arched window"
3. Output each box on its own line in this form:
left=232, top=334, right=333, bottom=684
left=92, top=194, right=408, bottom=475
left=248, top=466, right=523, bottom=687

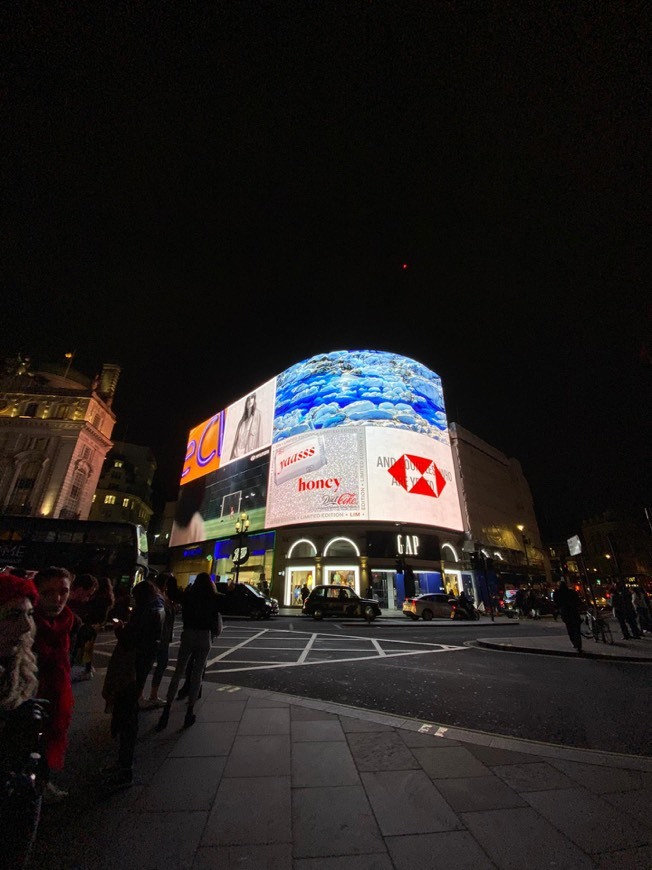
left=167, top=350, right=548, bottom=610
left=0, top=355, right=120, bottom=520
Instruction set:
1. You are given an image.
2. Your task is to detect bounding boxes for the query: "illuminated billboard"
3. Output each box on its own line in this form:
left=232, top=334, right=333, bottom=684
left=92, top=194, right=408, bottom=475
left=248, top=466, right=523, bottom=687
left=171, top=350, right=464, bottom=545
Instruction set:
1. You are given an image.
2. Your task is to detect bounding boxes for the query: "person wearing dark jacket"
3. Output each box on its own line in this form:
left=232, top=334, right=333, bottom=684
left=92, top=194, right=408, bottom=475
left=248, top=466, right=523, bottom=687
left=156, top=573, right=223, bottom=731
left=552, top=579, right=583, bottom=653
left=101, top=580, right=164, bottom=787
left=610, top=582, right=642, bottom=640
left=0, top=571, right=49, bottom=869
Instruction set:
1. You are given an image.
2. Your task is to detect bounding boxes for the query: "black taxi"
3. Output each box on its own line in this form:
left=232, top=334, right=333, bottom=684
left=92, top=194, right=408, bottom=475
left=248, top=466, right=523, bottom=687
left=301, top=584, right=382, bottom=622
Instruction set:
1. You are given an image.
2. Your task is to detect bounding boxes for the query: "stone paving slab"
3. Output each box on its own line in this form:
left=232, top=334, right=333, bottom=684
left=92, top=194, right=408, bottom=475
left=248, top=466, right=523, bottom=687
left=28, top=673, right=652, bottom=870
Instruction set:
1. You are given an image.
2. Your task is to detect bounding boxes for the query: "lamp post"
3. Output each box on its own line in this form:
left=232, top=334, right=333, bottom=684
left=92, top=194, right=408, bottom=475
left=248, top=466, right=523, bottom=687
left=606, top=534, right=621, bottom=582
left=516, top=525, right=530, bottom=579
left=233, top=511, right=250, bottom=584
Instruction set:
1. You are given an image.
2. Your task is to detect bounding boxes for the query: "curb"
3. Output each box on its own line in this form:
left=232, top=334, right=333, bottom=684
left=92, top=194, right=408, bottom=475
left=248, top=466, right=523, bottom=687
left=475, top=638, right=652, bottom=662
left=280, top=613, right=514, bottom=627
left=216, top=682, right=652, bottom=771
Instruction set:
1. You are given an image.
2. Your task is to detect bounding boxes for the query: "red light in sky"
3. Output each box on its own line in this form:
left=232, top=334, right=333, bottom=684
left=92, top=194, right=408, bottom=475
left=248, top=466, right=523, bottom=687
left=402, top=263, right=408, bottom=270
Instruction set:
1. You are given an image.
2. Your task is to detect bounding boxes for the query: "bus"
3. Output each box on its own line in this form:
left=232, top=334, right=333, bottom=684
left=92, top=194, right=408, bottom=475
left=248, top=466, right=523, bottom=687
left=0, top=517, right=149, bottom=591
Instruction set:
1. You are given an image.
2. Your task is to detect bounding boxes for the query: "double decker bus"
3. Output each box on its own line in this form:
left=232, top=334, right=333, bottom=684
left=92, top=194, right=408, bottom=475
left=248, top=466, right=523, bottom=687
left=0, top=516, right=149, bottom=591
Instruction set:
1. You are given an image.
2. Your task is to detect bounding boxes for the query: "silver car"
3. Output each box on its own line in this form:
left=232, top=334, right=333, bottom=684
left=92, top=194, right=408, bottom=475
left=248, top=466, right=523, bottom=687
left=402, top=593, right=454, bottom=621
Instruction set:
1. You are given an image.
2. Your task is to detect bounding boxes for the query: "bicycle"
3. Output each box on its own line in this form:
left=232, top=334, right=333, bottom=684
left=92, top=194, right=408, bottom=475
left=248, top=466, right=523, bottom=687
left=580, top=608, right=614, bottom=645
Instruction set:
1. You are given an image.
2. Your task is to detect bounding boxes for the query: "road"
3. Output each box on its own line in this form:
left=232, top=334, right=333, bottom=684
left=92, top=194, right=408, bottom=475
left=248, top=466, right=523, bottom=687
left=139, top=614, right=652, bottom=757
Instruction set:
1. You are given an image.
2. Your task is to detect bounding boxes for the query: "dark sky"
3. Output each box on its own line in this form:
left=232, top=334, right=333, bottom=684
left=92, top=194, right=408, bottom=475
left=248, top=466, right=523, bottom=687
left=3, top=3, right=650, bottom=540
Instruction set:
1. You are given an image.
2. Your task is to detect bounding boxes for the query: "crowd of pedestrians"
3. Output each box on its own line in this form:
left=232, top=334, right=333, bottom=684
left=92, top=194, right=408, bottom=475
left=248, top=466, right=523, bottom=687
left=1, top=562, right=651, bottom=867
left=0, top=563, right=230, bottom=868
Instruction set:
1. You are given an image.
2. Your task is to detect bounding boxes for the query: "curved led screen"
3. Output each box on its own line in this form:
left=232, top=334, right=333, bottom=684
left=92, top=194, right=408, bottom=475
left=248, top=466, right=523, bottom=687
left=170, top=350, right=464, bottom=546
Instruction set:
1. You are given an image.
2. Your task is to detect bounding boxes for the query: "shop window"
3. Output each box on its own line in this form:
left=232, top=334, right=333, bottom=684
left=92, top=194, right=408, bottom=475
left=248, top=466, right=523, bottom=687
left=288, top=538, right=317, bottom=559
left=323, top=536, right=359, bottom=557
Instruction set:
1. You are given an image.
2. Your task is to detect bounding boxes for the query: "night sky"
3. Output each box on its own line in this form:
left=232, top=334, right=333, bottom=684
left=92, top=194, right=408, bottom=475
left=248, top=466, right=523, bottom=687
left=4, top=4, right=650, bottom=540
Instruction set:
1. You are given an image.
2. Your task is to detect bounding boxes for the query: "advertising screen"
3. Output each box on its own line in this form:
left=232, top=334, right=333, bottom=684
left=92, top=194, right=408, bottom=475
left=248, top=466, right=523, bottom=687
left=172, top=350, right=464, bottom=543
left=266, top=428, right=367, bottom=526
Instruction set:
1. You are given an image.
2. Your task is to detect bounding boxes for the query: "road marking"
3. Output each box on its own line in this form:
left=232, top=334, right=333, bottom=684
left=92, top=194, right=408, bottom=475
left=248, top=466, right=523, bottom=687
left=204, top=627, right=269, bottom=667
left=371, top=638, right=387, bottom=656
left=297, top=633, right=318, bottom=664
left=206, top=632, right=468, bottom=674
left=100, top=625, right=470, bottom=677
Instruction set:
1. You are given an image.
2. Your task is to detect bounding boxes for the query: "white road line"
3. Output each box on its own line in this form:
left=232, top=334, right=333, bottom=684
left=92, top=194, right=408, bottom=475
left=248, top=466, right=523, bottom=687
left=204, top=627, right=268, bottom=667
left=297, top=633, right=318, bottom=664
left=205, top=645, right=468, bottom=674
left=371, top=638, right=387, bottom=656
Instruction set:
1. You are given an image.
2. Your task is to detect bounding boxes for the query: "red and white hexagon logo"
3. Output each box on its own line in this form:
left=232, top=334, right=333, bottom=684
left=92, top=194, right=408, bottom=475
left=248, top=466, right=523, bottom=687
left=387, top=454, right=447, bottom=498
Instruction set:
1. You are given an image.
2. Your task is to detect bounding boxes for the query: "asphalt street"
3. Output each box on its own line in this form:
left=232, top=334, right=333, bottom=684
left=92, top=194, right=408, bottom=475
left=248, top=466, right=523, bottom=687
left=94, top=615, right=652, bottom=757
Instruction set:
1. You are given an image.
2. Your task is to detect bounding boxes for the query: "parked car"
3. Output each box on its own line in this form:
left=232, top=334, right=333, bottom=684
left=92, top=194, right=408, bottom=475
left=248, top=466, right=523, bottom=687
left=402, top=593, right=454, bottom=621
left=302, top=585, right=381, bottom=622
left=215, top=581, right=279, bottom=619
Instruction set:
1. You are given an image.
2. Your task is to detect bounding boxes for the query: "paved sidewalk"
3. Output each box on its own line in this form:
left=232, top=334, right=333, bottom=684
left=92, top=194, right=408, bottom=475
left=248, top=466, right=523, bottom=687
left=32, top=666, right=652, bottom=870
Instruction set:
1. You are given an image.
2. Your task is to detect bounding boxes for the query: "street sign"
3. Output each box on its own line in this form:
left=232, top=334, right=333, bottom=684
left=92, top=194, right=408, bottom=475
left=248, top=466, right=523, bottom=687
left=567, top=535, right=582, bottom=556
left=232, top=545, right=249, bottom=566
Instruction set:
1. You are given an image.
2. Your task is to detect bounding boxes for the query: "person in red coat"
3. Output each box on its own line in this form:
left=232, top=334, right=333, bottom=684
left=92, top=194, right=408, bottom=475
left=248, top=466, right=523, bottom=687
left=33, top=566, right=75, bottom=804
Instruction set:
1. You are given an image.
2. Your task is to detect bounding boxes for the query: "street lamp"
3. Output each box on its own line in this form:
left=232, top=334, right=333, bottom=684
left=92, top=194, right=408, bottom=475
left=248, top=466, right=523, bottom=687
left=233, top=512, right=250, bottom=584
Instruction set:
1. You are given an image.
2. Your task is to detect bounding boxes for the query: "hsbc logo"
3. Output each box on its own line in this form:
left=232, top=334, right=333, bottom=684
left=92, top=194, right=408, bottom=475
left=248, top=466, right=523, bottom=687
left=387, top=454, right=447, bottom=498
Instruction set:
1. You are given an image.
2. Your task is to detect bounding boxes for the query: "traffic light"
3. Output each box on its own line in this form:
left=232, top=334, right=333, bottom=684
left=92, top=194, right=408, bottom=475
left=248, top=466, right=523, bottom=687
left=404, top=565, right=416, bottom=598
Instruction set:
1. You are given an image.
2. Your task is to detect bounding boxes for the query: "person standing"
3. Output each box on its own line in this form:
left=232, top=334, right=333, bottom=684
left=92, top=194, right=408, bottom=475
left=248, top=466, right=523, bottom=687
left=300, top=583, right=310, bottom=603
left=526, top=589, right=539, bottom=619
left=514, top=587, right=526, bottom=618
left=0, top=571, right=49, bottom=869
left=67, top=573, right=100, bottom=680
left=145, top=573, right=179, bottom=707
left=631, top=587, right=652, bottom=635
left=553, top=579, right=583, bottom=653
left=611, top=581, right=641, bottom=639
left=33, top=566, right=76, bottom=803
left=156, top=573, right=223, bottom=732
left=78, top=575, right=115, bottom=679
left=101, top=579, right=164, bottom=788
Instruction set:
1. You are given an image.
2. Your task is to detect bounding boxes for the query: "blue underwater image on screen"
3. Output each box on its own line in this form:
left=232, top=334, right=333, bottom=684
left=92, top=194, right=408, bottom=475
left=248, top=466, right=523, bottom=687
left=273, top=350, right=449, bottom=444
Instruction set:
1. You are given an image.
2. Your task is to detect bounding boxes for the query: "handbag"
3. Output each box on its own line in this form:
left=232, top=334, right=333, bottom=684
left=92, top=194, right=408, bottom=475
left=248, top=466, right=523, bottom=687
left=211, top=611, right=223, bottom=640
